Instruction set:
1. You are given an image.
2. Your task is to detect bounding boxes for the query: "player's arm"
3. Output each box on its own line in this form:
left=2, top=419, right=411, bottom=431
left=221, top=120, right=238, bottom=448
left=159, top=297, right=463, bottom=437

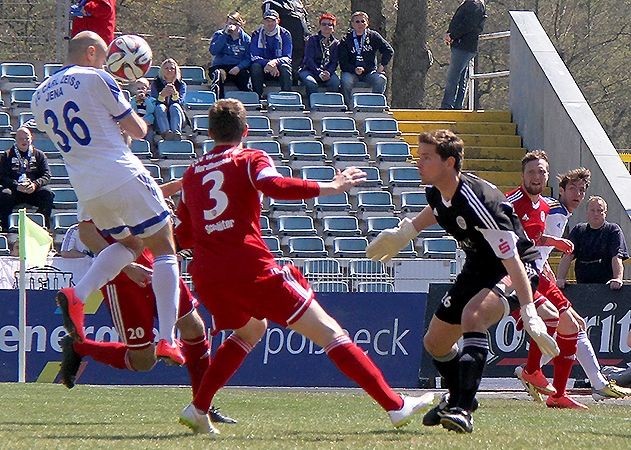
left=556, top=251, right=574, bottom=289
left=537, top=234, right=573, bottom=254
left=119, top=111, right=148, bottom=140
left=174, top=191, right=194, bottom=250
left=160, top=179, right=182, bottom=197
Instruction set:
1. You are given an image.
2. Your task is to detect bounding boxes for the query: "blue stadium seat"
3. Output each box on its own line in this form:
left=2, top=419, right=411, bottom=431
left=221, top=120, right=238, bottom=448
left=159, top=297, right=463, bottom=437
left=268, top=196, right=307, bottom=213
left=321, top=117, right=359, bottom=138
left=333, top=237, right=368, bottom=258
left=168, top=164, right=190, bottom=180
left=263, top=236, right=283, bottom=257
left=348, top=258, right=388, bottom=277
left=352, top=93, right=388, bottom=113
left=267, top=91, right=304, bottom=111
left=0, top=235, right=9, bottom=256
left=356, top=166, right=382, bottom=188
left=7, top=212, right=45, bottom=233
left=275, top=165, right=292, bottom=177
left=332, top=141, right=369, bottom=162
left=275, top=257, right=295, bottom=267
left=10, top=87, right=36, bottom=107
left=157, top=139, right=196, bottom=159
left=33, top=137, right=60, bottom=158
left=144, top=65, right=160, bottom=81
left=322, top=216, right=361, bottom=237
left=364, top=118, right=401, bottom=138
left=356, top=191, right=395, bottom=212
left=48, top=162, right=69, bottom=184
left=311, top=281, right=349, bottom=293
left=401, top=191, right=428, bottom=212
left=201, top=139, right=215, bottom=153
left=0, top=137, right=14, bottom=151
left=366, top=216, right=400, bottom=237
left=357, top=281, right=394, bottom=292
left=143, top=163, right=163, bottom=183
left=18, top=112, right=38, bottom=129
left=130, top=139, right=152, bottom=159
left=185, top=90, right=216, bottom=110
left=388, top=166, right=422, bottom=187
left=192, top=115, right=209, bottom=134
left=279, top=117, right=315, bottom=137
left=51, top=212, right=78, bottom=235
left=225, top=91, right=261, bottom=110
left=246, top=116, right=273, bottom=137
left=309, top=92, right=347, bottom=112
left=43, top=63, right=63, bottom=79
left=180, top=66, right=206, bottom=85
left=260, top=216, right=272, bottom=235
left=288, top=141, right=325, bottom=161
left=277, top=215, right=316, bottom=236
left=420, top=222, right=447, bottom=239
left=398, top=241, right=418, bottom=258
left=1, top=63, right=37, bottom=83
left=0, top=113, right=12, bottom=135
left=313, top=192, right=351, bottom=213
left=51, top=187, right=78, bottom=209
left=421, top=237, right=458, bottom=259
left=287, top=236, right=327, bottom=257
left=245, top=139, right=283, bottom=160
left=376, top=141, right=411, bottom=162
left=301, top=166, right=335, bottom=182
left=303, top=258, right=342, bottom=277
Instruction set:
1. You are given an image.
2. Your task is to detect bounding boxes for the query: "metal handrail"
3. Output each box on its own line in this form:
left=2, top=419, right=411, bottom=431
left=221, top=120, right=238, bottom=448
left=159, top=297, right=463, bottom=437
left=467, top=31, right=510, bottom=110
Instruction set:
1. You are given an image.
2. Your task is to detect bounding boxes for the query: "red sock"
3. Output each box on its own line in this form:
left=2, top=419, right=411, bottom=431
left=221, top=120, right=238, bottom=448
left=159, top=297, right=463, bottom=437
left=73, top=339, right=129, bottom=370
left=552, top=332, right=578, bottom=397
left=181, top=335, right=211, bottom=398
left=192, top=334, right=250, bottom=412
left=525, top=320, right=557, bottom=374
left=325, top=335, right=403, bottom=411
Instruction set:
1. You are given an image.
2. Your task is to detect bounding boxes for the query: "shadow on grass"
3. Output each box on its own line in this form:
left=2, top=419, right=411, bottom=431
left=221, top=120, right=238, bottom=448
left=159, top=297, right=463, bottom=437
left=42, top=432, right=193, bottom=441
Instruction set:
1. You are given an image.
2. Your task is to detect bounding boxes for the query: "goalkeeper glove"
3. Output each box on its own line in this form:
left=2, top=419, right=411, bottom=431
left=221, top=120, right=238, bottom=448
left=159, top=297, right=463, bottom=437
left=520, top=303, right=560, bottom=357
left=366, top=218, right=418, bottom=263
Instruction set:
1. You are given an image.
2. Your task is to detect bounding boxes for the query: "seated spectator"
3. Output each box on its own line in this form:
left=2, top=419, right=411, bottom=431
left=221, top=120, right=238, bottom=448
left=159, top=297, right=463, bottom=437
left=250, top=9, right=293, bottom=97
left=557, top=196, right=629, bottom=290
left=0, top=127, right=54, bottom=232
left=209, top=12, right=252, bottom=98
left=150, top=58, right=187, bottom=141
left=338, top=11, right=394, bottom=108
left=298, top=13, right=340, bottom=108
left=130, top=77, right=156, bottom=139
left=59, top=223, right=93, bottom=258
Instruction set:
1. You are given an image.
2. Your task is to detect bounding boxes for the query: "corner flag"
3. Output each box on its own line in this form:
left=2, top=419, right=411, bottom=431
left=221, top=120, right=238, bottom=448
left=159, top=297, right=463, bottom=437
left=18, top=208, right=52, bottom=267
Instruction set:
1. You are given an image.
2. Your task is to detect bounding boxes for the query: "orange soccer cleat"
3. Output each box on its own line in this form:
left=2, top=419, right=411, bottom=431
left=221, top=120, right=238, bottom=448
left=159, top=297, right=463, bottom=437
left=546, top=394, right=588, bottom=410
left=521, top=368, right=557, bottom=396
left=156, top=339, right=186, bottom=366
left=56, top=288, right=86, bottom=342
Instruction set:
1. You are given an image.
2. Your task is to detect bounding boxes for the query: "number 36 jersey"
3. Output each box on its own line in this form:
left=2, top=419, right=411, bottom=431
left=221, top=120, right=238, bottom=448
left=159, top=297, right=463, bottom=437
left=31, top=65, right=147, bottom=201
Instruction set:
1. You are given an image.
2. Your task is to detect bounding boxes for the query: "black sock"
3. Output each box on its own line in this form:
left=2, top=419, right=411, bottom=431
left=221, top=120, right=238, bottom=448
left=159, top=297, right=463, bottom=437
left=433, top=346, right=461, bottom=408
left=458, top=332, right=489, bottom=411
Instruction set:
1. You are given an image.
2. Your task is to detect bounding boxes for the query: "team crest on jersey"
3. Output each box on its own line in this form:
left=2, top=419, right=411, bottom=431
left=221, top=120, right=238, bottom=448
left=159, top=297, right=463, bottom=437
left=540, top=211, right=546, bottom=222
left=521, top=213, right=528, bottom=221
left=456, top=216, right=467, bottom=230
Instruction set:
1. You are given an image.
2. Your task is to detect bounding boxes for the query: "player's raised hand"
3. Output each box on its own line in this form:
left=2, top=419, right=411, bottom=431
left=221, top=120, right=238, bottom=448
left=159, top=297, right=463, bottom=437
left=122, top=262, right=153, bottom=288
left=319, top=167, right=367, bottom=196
left=520, top=303, right=560, bottom=357
left=366, top=218, right=419, bottom=263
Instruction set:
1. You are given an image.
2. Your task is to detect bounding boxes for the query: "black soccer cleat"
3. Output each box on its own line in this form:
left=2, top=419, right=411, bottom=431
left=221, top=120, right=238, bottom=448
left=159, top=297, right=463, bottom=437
left=209, top=406, right=238, bottom=424
left=423, top=393, right=478, bottom=426
left=59, top=334, right=82, bottom=389
left=440, top=407, right=474, bottom=433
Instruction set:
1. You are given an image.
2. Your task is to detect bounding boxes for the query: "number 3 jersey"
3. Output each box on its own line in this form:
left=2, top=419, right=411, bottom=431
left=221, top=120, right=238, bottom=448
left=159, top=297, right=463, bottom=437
left=31, top=65, right=147, bottom=201
left=176, top=144, right=320, bottom=283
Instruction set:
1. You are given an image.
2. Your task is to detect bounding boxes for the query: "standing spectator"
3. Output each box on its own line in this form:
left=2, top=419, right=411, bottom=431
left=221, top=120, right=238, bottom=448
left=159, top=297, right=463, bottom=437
left=69, top=0, right=116, bottom=45
left=262, top=0, right=310, bottom=83
left=209, top=12, right=252, bottom=99
left=250, top=9, right=293, bottom=98
left=130, top=78, right=156, bottom=140
left=557, top=196, right=629, bottom=289
left=298, top=13, right=340, bottom=108
left=0, top=127, right=54, bottom=232
left=338, top=11, right=394, bottom=108
left=440, top=0, right=487, bottom=110
left=150, top=58, right=187, bottom=141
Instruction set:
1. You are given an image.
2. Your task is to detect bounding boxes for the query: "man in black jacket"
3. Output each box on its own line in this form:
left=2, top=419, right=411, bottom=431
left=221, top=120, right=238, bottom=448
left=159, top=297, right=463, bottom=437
left=0, top=127, right=54, bottom=231
left=440, top=0, right=486, bottom=110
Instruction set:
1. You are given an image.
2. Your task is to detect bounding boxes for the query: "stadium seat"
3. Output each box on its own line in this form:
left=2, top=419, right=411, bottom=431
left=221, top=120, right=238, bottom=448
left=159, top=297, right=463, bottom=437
left=313, top=192, right=351, bottom=213
left=51, top=187, right=78, bottom=209
left=18, top=112, right=37, bottom=129
left=143, top=163, right=163, bottom=183
left=0, top=63, right=37, bottom=83
left=321, top=117, right=359, bottom=138
left=180, top=66, right=206, bottom=85
left=10, top=87, right=36, bottom=107
left=168, top=164, right=190, bottom=180
left=267, top=91, right=304, bottom=111
left=388, top=166, right=422, bottom=187
left=376, top=141, right=411, bottom=162
left=245, top=139, right=283, bottom=160
left=348, top=258, right=388, bottom=278
left=7, top=212, right=45, bottom=233
left=185, top=90, right=216, bottom=110
left=364, top=118, right=401, bottom=138
left=33, top=137, right=60, bottom=158
left=288, top=141, right=325, bottom=161
left=201, top=139, right=215, bottom=153
left=398, top=241, right=418, bottom=258
left=333, top=236, right=368, bottom=258
left=51, top=212, right=78, bottom=236
left=192, top=115, right=209, bottom=134
left=130, top=139, right=152, bottom=159
left=287, top=236, right=327, bottom=257
left=309, top=92, right=347, bottom=112
left=303, top=258, right=342, bottom=278
left=401, top=191, right=428, bottom=212
left=246, top=115, right=273, bottom=137
left=356, top=191, right=395, bottom=212
left=421, top=237, right=458, bottom=259
left=322, top=216, right=361, bottom=237
left=43, top=63, right=63, bottom=79
left=301, top=166, right=335, bottom=182
left=420, top=222, right=447, bottom=239
left=144, top=65, right=160, bottom=81
left=268, top=196, right=307, bottom=213
left=279, top=117, right=315, bottom=137
left=260, top=216, right=272, bottom=235
left=275, top=257, right=294, bottom=267
left=311, top=281, right=349, bottom=293
left=48, top=162, right=70, bottom=184
left=225, top=91, right=261, bottom=110
left=0, top=234, right=9, bottom=256
left=366, top=216, right=400, bottom=237
left=352, top=93, right=388, bottom=113
left=275, top=165, right=292, bottom=177
left=355, top=166, right=382, bottom=188
left=157, top=139, right=196, bottom=159
left=0, top=112, right=12, bottom=135
left=357, top=281, right=394, bottom=292
left=0, top=137, right=14, bottom=151
left=277, top=215, right=317, bottom=236
left=262, top=236, right=283, bottom=257
left=332, top=141, right=369, bottom=162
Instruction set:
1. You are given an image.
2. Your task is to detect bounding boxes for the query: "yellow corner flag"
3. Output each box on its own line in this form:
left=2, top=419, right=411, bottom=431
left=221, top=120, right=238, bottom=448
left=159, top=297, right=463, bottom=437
left=18, top=208, right=53, bottom=267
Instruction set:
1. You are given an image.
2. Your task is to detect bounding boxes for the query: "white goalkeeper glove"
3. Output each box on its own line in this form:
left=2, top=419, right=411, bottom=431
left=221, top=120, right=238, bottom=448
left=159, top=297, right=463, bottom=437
left=520, top=303, right=560, bottom=357
left=366, top=218, right=418, bottom=263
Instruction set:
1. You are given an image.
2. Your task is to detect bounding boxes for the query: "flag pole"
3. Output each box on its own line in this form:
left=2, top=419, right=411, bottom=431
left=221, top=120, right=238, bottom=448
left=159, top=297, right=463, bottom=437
left=18, top=208, right=27, bottom=383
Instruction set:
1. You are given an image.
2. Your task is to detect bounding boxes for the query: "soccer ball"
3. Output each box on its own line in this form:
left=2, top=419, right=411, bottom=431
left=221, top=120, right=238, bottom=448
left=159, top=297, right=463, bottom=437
left=106, top=35, right=152, bottom=82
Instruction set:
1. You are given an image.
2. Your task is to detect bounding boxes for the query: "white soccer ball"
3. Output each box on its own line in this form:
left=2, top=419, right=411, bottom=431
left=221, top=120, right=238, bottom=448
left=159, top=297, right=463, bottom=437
left=106, top=34, right=152, bottom=82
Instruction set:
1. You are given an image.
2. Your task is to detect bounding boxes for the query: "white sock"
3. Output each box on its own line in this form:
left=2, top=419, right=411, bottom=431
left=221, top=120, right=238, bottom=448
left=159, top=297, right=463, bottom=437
left=576, top=330, right=608, bottom=390
left=152, top=254, right=180, bottom=344
left=74, top=243, right=135, bottom=301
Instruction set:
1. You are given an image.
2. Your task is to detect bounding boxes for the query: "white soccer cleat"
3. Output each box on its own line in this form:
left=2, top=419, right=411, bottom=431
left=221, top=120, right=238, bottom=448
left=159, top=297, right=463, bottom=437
left=179, top=403, right=220, bottom=435
left=388, top=393, right=435, bottom=428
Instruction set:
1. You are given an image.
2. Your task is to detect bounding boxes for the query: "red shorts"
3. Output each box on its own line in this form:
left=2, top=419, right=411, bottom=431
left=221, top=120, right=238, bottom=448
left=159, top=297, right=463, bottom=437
left=194, top=264, right=314, bottom=335
left=510, top=272, right=572, bottom=327
left=101, top=278, right=197, bottom=348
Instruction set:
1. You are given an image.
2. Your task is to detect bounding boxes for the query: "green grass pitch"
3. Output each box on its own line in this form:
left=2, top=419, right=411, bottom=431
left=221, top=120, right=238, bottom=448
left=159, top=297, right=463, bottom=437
left=0, top=383, right=629, bottom=449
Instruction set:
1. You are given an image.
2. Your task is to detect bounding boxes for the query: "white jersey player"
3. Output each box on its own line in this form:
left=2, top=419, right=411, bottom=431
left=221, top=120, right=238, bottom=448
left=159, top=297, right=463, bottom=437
left=30, top=31, right=183, bottom=365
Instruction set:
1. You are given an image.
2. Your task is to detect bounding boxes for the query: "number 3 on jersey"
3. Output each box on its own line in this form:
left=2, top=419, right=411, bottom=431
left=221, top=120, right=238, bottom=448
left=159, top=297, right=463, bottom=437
left=44, top=101, right=92, bottom=153
left=203, top=170, right=228, bottom=220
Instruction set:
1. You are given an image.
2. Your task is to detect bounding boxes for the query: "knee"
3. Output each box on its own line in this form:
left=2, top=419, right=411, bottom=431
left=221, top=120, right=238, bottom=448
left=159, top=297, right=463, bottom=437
left=424, top=332, right=450, bottom=358
left=236, top=318, right=267, bottom=347
left=156, top=104, right=167, bottom=114
left=250, top=63, right=263, bottom=76
left=559, top=311, right=580, bottom=333
left=177, top=311, right=205, bottom=340
left=341, top=73, right=354, bottom=88
left=537, top=302, right=559, bottom=321
left=128, top=347, right=157, bottom=371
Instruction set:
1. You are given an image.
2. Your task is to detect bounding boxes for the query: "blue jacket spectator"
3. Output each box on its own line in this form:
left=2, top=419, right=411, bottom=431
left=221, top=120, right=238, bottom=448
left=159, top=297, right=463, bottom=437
left=150, top=58, right=187, bottom=140
left=130, top=78, right=156, bottom=126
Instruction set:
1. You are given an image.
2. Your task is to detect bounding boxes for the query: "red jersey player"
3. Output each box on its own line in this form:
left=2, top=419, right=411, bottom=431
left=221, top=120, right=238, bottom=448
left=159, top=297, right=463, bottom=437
left=505, top=150, right=585, bottom=409
left=174, top=99, right=435, bottom=435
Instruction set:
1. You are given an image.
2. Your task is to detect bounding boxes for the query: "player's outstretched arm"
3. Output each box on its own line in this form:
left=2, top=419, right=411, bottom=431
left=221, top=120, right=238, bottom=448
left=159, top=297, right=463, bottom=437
left=555, top=252, right=574, bottom=289
left=119, top=111, right=148, bottom=140
left=318, top=167, right=367, bottom=196
left=539, top=234, right=573, bottom=254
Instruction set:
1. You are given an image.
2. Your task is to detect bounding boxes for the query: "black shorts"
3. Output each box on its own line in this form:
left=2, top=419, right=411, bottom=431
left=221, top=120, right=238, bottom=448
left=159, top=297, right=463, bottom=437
left=434, top=261, right=539, bottom=325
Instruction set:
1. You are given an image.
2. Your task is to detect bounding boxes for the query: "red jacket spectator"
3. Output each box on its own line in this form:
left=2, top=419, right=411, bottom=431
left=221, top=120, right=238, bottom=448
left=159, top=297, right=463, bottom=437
left=71, top=0, right=116, bottom=45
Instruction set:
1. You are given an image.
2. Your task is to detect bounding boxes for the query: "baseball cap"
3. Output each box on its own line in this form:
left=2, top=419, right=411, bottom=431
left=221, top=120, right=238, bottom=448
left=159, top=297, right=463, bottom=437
left=263, top=9, right=279, bottom=20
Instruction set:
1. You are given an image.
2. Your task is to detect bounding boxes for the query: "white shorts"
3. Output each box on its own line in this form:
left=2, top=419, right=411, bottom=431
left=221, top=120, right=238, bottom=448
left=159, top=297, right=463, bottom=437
left=78, top=173, right=171, bottom=240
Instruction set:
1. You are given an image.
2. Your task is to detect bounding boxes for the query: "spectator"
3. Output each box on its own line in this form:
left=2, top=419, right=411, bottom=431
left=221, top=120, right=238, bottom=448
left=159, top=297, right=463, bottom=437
left=557, top=196, right=629, bottom=290
left=209, top=12, right=252, bottom=99
left=0, top=127, right=54, bottom=232
left=69, top=0, right=116, bottom=45
left=261, top=0, right=310, bottom=83
left=298, top=13, right=340, bottom=109
left=150, top=58, right=187, bottom=141
left=130, top=78, right=156, bottom=139
left=440, top=0, right=487, bottom=110
left=338, top=11, right=394, bottom=108
left=250, top=9, right=293, bottom=98
left=59, top=223, right=93, bottom=258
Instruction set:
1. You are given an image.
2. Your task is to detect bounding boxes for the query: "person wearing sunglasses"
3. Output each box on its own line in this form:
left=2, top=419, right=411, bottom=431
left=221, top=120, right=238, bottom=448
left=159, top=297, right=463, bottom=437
left=338, top=11, right=394, bottom=108
left=298, top=13, right=340, bottom=108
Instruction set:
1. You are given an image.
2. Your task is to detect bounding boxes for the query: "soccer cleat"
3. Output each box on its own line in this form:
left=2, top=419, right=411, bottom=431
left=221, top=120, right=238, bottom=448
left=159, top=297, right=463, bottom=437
left=56, top=288, right=86, bottom=342
left=591, top=381, right=631, bottom=401
left=156, top=339, right=186, bottom=366
left=519, top=367, right=556, bottom=396
left=546, top=395, right=588, bottom=410
left=422, top=393, right=479, bottom=427
left=388, top=393, right=435, bottom=428
left=209, top=406, right=238, bottom=424
left=440, top=407, right=474, bottom=433
left=601, top=366, right=631, bottom=388
left=59, top=335, right=82, bottom=389
left=179, top=403, right=219, bottom=435
left=514, top=365, right=543, bottom=402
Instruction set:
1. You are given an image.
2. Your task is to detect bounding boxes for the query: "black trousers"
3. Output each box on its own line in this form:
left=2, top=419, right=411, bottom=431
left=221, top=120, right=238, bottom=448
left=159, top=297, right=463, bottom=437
left=0, top=187, right=54, bottom=230
left=209, top=64, right=251, bottom=98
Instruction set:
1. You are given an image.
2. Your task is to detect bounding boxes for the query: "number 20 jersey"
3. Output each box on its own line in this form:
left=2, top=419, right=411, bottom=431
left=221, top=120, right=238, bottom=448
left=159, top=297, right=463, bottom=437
left=31, top=65, right=146, bottom=201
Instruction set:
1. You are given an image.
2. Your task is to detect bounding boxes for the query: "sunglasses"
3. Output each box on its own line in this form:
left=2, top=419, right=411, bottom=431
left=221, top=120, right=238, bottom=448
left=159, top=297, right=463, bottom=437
left=353, top=19, right=366, bottom=23
left=320, top=22, right=334, bottom=27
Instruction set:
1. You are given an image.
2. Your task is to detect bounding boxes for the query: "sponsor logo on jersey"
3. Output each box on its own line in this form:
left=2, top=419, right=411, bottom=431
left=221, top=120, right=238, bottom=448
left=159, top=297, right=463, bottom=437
left=540, top=211, right=546, bottom=222
left=498, top=238, right=511, bottom=254
left=456, top=216, right=467, bottom=230
left=204, top=219, right=235, bottom=234
left=521, top=213, right=529, bottom=221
